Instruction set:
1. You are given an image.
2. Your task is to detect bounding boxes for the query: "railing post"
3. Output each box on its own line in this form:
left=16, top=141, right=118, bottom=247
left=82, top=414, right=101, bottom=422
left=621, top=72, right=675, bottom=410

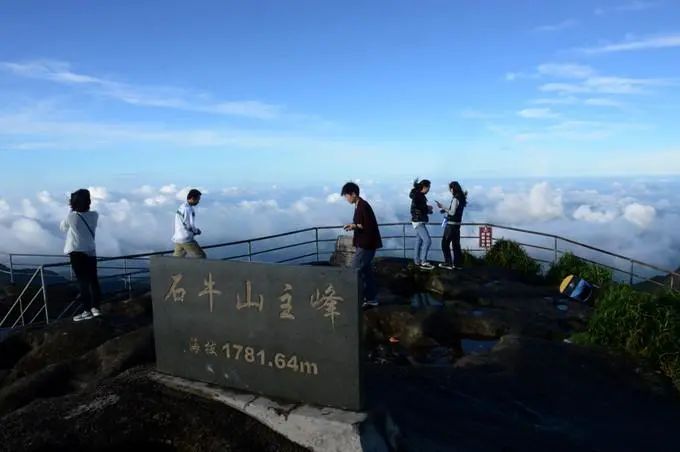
left=629, top=260, right=634, bottom=285
left=40, top=266, right=49, bottom=324
left=19, top=278, right=25, bottom=327
left=315, top=228, right=320, bottom=263
left=124, top=258, right=132, bottom=300
left=553, top=237, right=558, bottom=264
left=9, top=254, right=14, bottom=284
left=402, top=224, right=407, bottom=259
left=248, top=241, right=252, bottom=262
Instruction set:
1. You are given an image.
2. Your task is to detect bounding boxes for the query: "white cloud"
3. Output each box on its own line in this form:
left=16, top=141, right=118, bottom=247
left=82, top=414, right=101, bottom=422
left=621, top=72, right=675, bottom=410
left=537, top=63, right=594, bottom=79
left=222, top=187, right=245, bottom=197
left=144, top=195, right=170, bottom=207
left=534, top=19, right=578, bottom=32
left=583, top=98, right=626, bottom=108
left=10, top=218, right=62, bottom=253
left=459, top=109, right=499, bottom=119
left=37, top=191, right=53, bottom=204
left=326, top=193, right=343, bottom=204
left=1, top=181, right=679, bottom=275
left=159, top=184, right=177, bottom=195
left=0, top=106, right=368, bottom=154
left=582, top=33, right=680, bottom=54
left=88, top=186, right=109, bottom=201
left=596, top=1, right=661, bottom=15
left=623, top=203, right=656, bottom=228
left=531, top=97, right=579, bottom=106
left=493, top=182, right=564, bottom=223
left=517, top=108, right=559, bottom=119
left=176, top=187, right=193, bottom=201
left=239, top=200, right=280, bottom=210
left=21, top=199, right=39, bottom=219
left=0, top=60, right=283, bottom=120
left=573, top=205, right=619, bottom=223
left=292, top=200, right=311, bottom=213
left=0, top=199, right=10, bottom=219
left=539, top=76, right=667, bottom=95
left=538, top=82, right=589, bottom=94
left=134, top=185, right=155, bottom=196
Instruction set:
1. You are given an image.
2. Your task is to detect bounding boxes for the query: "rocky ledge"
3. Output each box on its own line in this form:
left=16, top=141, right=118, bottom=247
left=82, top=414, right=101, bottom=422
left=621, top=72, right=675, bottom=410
left=1, top=258, right=679, bottom=451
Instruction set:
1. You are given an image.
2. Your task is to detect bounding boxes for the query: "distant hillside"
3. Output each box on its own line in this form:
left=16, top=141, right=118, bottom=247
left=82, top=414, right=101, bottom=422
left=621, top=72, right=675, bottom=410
left=635, top=266, right=680, bottom=293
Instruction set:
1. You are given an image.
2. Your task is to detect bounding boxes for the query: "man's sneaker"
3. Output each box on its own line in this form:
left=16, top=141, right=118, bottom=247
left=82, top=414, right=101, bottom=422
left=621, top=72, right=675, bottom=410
left=419, top=262, right=435, bottom=270
left=362, top=300, right=379, bottom=309
left=438, top=263, right=454, bottom=270
left=91, top=307, right=102, bottom=317
left=73, top=310, right=93, bottom=322
left=454, top=266, right=464, bottom=270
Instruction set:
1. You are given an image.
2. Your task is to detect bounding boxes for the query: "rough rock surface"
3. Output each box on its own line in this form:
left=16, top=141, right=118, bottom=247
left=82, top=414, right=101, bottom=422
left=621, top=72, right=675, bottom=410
left=0, top=366, right=307, bottom=452
left=366, top=258, right=591, bottom=360
left=366, top=335, right=680, bottom=452
left=2, top=259, right=680, bottom=451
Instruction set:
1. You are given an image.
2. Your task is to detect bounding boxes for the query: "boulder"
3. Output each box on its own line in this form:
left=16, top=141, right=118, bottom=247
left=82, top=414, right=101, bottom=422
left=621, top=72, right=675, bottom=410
left=1, top=319, right=119, bottom=386
left=0, top=367, right=307, bottom=452
left=329, top=235, right=355, bottom=267
left=0, top=325, right=154, bottom=416
left=365, top=335, right=680, bottom=452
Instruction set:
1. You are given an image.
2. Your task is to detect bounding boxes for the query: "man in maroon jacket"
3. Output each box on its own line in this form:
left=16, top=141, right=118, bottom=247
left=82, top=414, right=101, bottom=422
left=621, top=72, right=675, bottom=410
left=341, top=182, right=383, bottom=308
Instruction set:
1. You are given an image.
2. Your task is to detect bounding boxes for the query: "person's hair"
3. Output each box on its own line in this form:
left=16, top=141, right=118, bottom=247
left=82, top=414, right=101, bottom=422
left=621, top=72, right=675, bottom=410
left=413, top=178, right=431, bottom=191
left=341, top=182, right=360, bottom=197
left=449, top=181, right=468, bottom=206
left=187, top=189, right=202, bottom=200
left=69, top=189, right=91, bottom=213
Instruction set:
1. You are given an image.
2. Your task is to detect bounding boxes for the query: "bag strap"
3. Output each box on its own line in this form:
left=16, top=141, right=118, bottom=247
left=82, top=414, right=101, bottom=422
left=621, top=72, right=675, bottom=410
left=76, top=213, right=95, bottom=239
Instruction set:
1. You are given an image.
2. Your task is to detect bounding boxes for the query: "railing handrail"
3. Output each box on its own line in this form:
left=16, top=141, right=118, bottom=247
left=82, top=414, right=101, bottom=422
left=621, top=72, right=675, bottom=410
left=3, top=221, right=679, bottom=331
left=4, top=222, right=679, bottom=279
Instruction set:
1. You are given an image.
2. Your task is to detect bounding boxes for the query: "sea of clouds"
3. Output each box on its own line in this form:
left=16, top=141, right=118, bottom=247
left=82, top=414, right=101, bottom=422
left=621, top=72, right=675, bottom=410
left=1, top=177, right=678, bottom=277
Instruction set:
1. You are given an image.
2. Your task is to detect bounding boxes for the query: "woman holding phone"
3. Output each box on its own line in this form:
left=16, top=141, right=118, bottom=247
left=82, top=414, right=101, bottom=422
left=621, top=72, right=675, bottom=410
left=436, top=181, right=467, bottom=270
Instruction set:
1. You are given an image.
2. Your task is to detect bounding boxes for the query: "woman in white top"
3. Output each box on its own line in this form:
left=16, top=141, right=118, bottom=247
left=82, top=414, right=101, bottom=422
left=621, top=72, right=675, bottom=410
left=60, top=189, right=102, bottom=322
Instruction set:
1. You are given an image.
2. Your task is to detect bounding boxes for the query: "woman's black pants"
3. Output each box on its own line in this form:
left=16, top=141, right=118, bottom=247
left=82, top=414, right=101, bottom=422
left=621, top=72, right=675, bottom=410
left=69, top=252, right=102, bottom=310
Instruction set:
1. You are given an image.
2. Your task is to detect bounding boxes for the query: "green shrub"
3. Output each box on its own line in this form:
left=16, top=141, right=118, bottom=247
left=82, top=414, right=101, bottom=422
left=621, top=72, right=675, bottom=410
left=576, top=285, right=680, bottom=391
left=547, top=252, right=613, bottom=287
left=484, top=240, right=541, bottom=278
left=463, top=250, right=483, bottom=266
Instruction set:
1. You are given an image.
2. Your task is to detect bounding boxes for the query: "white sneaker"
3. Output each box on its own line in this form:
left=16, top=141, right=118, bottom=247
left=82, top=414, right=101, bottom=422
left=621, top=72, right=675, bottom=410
left=438, top=263, right=454, bottom=270
left=73, top=310, right=93, bottom=322
left=91, top=307, right=102, bottom=317
left=419, top=262, right=435, bottom=270
left=362, top=300, right=379, bottom=309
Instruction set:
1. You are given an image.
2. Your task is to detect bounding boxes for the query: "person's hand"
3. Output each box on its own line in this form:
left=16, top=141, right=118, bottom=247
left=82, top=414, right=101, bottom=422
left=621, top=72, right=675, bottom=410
left=195, top=228, right=202, bottom=235
left=428, top=205, right=434, bottom=214
left=343, top=224, right=355, bottom=231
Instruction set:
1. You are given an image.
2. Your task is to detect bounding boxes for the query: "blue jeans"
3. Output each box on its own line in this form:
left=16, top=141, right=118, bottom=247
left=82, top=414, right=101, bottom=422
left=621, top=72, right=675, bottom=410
left=413, top=223, right=432, bottom=264
left=353, top=247, right=377, bottom=302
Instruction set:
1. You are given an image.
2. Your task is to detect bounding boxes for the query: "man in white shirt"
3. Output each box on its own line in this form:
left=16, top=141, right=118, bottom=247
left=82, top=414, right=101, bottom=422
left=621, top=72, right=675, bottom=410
left=172, top=189, right=207, bottom=258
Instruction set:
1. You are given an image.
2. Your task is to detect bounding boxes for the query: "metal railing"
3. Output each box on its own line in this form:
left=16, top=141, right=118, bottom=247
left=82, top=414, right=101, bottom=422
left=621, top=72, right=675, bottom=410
left=2, top=222, right=678, bottom=331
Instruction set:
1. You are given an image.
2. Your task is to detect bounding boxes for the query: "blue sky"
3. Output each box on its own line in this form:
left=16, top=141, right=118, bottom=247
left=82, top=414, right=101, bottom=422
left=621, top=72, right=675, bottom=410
left=1, top=0, right=680, bottom=193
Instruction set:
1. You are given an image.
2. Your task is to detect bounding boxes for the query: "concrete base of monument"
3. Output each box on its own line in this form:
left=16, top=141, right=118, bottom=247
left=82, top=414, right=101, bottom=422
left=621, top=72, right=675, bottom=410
left=149, top=371, right=395, bottom=452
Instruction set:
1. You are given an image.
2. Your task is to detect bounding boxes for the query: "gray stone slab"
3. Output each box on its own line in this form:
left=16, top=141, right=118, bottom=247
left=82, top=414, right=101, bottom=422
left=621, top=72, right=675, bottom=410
left=150, top=372, right=391, bottom=452
left=150, top=256, right=363, bottom=410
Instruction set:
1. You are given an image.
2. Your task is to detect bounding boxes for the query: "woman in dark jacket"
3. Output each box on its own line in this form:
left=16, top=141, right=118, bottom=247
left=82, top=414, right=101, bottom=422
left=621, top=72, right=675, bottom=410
left=409, top=179, right=434, bottom=270
left=436, top=181, right=467, bottom=270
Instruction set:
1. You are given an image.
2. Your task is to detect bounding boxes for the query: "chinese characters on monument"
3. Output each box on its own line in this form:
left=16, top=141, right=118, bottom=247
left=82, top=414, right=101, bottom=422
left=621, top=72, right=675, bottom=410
left=150, top=256, right=362, bottom=410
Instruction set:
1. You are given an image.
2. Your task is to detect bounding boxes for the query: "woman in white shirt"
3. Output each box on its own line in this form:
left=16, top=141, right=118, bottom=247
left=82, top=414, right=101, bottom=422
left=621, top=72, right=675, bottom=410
left=60, top=189, right=102, bottom=322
